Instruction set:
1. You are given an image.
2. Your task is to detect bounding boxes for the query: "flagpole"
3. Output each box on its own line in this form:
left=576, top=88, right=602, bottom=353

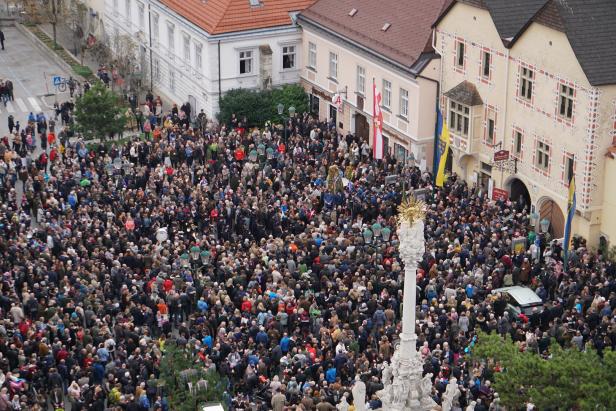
left=372, top=77, right=376, bottom=160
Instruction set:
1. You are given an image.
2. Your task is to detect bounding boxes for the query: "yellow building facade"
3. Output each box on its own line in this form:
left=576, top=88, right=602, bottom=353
left=434, top=0, right=616, bottom=247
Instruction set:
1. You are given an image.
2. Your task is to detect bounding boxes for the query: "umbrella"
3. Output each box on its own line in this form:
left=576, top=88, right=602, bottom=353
left=80, top=179, right=91, bottom=187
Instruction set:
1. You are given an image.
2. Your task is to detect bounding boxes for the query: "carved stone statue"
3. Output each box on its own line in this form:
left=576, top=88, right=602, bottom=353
left=382, top=362, right=393, bottom=387
left=352, top=375, right=367, bottom=411
left=337, top=393, right=350, bottom=411
left=466, top=401, right=476, bottom=411
left=418, top=373, right=434, bottom=407
left=442, top=378, right=460, bottom=411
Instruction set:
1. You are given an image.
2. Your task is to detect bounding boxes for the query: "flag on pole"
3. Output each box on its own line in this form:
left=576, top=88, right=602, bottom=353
left=434, top=108, right=444, bottom=177
left=563, top=175, right=576, bottom=271
left=435, top=117, right=450, bottom=187
left=373, top=80, right=384, bottom=160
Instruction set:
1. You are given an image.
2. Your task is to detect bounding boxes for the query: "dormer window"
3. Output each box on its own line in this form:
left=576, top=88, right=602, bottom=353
left=382, top=23, right=391, bottom=32
left=349, top=8, right=357, bottom=16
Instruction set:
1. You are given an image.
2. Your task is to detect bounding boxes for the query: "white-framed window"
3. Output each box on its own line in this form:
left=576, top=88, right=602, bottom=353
left=137, top=2, right=144, bottom=28
left=239, top=50, right=253, bottom=74
left=559, top=84, right=574, bottom=119
left=282, top=45, right=296, bottom=70
left=455, top=41, right=465, bottom=68
left=356, top=65, right=366, bottom=95
left=481, top=51, right=491, bottom=78
left=486, top=109, right=496, bottom=145
left=308, top=42, right=317, bottom=69
left=382, top=79, right=391, bottom=109
left=183, top=34, right=190, bottom=63
left=536, top=141, right=550, bottom=170
left=565, top=154, right=575, bottom=183
left=195, top=43, right=202, bottom=71
left=399, top=88, right=409, bottom=118
left=394, top=143, right=408, bottom=163
left=151, top=13, right=159, bottom=43
left=125, top=0, right=131, bottom=20
left=449, top=100, right=470, bottom=137
left=153, top=58, right=160, bottom=81
left=167, top=23, right=175, bottom=57
left=520, top=67, right=534, bottom=100
left=514, top=130, right=523, bottom=156
left=329, top=52, right=338, bottom=79
left=169, top=66, right=175, bottom=91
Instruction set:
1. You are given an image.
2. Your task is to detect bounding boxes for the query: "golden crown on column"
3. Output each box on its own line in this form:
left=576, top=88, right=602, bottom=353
left=397, top=196, right=426, bottom=225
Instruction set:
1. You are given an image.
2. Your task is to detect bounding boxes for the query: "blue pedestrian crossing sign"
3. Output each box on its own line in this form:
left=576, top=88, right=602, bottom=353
left=53, top=76, right=62, bottom=86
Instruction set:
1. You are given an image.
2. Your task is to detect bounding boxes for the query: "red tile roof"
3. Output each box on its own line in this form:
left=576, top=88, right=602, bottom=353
left=159, top=0, right=316, bottom=35
left=299, top=0, right=449, bottom=69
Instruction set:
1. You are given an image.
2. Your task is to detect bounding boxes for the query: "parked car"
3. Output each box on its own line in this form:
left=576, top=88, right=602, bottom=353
left=492, top=286, right=544, bottom=316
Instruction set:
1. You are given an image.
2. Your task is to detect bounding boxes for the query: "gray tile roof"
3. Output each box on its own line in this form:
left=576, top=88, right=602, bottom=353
left=444, top=81, right=484, bottom=106
left=551, top=0, right=616, bottom=86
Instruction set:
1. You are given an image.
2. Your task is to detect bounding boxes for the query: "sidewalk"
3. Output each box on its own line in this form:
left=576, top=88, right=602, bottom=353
left=38, top=23, right=175, bottom=109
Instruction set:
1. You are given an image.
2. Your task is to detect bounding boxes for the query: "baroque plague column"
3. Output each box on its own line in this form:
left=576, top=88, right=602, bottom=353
left=377, top=198, right=436, bottom=410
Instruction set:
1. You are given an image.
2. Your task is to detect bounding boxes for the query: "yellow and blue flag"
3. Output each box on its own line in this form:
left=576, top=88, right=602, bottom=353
left=435, top=108, right=450, bottom=188
left=563, top=176, right=576, bottom=271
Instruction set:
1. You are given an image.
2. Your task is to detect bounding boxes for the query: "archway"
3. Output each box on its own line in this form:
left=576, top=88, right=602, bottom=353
left=538, top=197, right=565, bottom=238
left=508, top=178, right=531, bottom=211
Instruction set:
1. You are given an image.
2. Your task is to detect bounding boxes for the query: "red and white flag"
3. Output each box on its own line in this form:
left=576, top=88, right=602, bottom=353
left=373, top=81, right=384, bottom=160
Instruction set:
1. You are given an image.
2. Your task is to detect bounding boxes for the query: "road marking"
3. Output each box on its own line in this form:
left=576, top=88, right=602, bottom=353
left=15, top=98, right=28, bottom=112
left=5, top=101, right=15, bottom=113
left=28, top=97, right=42, bottom=113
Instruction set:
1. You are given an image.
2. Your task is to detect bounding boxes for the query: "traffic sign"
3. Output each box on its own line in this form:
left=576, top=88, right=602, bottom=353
left=52, top=76, right=63, bottom=86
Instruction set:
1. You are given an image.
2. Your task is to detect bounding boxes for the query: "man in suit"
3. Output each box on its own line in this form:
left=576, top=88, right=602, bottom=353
left=0, top=30, right=5, bottom=50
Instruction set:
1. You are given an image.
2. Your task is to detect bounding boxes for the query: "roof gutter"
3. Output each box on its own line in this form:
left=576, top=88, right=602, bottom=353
left=297, top=15, right=421, bottom=77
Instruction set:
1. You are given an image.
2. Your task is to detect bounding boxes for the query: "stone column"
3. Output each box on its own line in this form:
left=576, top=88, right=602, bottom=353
left=375, top=201, right=437, bottom=411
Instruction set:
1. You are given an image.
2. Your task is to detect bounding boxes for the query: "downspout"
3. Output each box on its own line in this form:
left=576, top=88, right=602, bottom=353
left=148, top=1, right=153, bottom=92
left=218, top=41, right=222, bottom=113
left=502, top=48, right=510, bottom=155
left=431, top=27, right=444, bottom=178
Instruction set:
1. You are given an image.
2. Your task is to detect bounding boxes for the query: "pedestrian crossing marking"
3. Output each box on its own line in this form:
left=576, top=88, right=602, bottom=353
left=5, top=101, right=15, bottom=113
left=15, top=98, right=28, bottom=112
left=28, top=97, right=42, bottom=113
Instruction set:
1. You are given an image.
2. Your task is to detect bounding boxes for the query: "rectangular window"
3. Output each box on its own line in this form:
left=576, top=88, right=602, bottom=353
left=487, top=117, right=495, bottom=145
left=152, top=13, right=159, bottom=42
left=482, top=51, right=491, bottom=77
left=514, top=131, right=523, bottom=155
left=138, top=2, right=144, bottom=28
left=536, top=141, right=550, bottom=170
left=559, top=84, right=574, bottom=119
left=356, top=66, right=366, bottom=95
left=195, top=43, right=202, bottom=71
left=167, top=24, right=175, bottom=56
left=382, top=79, right=392, bottom=109
left=565, top=155, right=575, bottom=183
left=310, top=94, right=320, bottom=115
left=308, top=42, right=317, bottom=69
left=449, top=100, right=470, bottom=137
left=456, top=41, right=465, bottom=67
left=282, top=45, right=296, bottom=69
left=395, top=143, right=407, bottom=163
left=399, top=88, right=409, bottom=118
left=329, top=52, right=338, bottom=79
left=169, top=67, right=175, bottom=91
left=520, top=67, right=534, bottom=100
left=239, top=50, right=253, bottom=74
left=183, top=34, right=190, bottom=63
left=125, top=0, right=131, bottom=19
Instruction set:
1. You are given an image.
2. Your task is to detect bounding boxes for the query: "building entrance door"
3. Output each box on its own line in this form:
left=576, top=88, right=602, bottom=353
left=354, top=113, right=369, bottom=142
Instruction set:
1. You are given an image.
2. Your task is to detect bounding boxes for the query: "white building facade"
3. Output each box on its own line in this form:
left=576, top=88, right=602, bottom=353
left=103, top=0, right=313, bottom=118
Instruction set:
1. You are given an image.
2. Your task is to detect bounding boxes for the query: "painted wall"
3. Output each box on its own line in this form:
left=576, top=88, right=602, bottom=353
left=300, top=23, right=439, bottom=168
left=435, top=1, right=616, bottom=246
left=103, top=0, right=304, bottom=119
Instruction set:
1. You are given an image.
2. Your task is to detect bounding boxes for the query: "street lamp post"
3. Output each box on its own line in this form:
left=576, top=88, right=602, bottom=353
left=277, top=104, right=295, bottom=147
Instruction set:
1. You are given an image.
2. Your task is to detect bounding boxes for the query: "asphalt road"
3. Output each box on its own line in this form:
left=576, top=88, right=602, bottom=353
left=0, top=25, right=74, bottom=210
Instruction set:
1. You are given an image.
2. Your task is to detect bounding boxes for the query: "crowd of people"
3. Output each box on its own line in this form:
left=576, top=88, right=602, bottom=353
left=0, top=87, right=614, bottom=411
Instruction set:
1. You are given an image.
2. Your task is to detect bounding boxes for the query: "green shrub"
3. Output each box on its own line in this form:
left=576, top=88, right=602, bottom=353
left=218, top=84, right=308, bottom=128
left=72, top=65, right=93, bottom=77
